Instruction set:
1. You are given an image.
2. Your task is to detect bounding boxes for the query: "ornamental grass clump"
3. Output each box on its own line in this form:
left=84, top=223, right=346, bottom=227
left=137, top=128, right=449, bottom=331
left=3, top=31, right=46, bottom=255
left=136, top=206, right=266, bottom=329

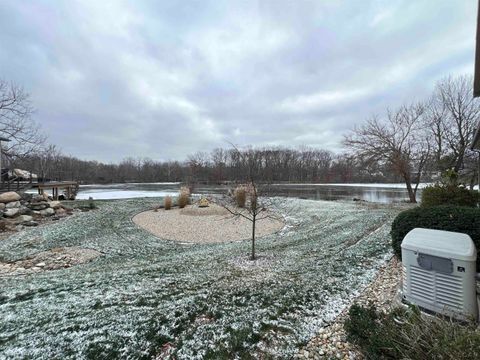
left=164, top=196, right=172, bottom=210
left=178, top=190, right=189, bottom=209
left=234, top=186, right=247, bottom=208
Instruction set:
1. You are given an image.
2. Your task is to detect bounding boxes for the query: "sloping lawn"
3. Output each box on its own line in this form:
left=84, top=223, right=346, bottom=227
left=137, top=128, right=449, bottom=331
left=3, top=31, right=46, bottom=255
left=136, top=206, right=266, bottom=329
left=0, top=198, right=403, bottom=359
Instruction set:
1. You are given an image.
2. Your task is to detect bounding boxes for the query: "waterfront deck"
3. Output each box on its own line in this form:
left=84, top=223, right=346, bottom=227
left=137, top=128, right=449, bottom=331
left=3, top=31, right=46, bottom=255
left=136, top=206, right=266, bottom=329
left=32, top=181, right=78, bottom=200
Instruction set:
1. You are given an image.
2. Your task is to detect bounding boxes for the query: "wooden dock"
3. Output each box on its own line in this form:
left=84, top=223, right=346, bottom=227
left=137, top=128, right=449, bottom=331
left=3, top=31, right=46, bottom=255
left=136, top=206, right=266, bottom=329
left=33, top=181, right=79, bottom=200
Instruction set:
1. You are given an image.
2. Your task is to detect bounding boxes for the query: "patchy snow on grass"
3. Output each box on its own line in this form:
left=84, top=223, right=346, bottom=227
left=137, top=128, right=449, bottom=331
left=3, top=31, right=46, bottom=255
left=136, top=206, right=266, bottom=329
left=0, top=198, right=404, bottom=359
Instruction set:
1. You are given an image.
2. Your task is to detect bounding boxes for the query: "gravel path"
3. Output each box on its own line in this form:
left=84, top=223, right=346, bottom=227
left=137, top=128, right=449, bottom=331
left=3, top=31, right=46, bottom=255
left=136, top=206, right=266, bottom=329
left=132, top=204, right=285, bottom=243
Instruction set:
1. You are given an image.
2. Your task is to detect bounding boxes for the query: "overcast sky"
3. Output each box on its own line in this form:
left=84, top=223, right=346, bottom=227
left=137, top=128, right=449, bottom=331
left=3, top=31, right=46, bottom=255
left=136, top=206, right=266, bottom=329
left=0, top=1, right=476, bottom=162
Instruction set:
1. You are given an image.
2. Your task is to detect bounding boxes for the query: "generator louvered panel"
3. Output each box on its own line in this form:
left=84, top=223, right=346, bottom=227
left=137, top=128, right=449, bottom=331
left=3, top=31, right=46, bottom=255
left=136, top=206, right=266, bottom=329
left=409, top=265, right=465, bottom=311
left=410, top=266, right=434, bottom=302
left=435, top=272, right=463, bottom=311
left=402, top=265, right=407, bottom=293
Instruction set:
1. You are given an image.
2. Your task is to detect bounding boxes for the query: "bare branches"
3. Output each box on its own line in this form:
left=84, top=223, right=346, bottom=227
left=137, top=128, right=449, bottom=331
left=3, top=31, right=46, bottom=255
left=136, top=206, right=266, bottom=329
left=0, top=79, right=45, bottom=160
left=430, top=75, right=480, bottom=172
left=344, top=102, right=430, bottom=203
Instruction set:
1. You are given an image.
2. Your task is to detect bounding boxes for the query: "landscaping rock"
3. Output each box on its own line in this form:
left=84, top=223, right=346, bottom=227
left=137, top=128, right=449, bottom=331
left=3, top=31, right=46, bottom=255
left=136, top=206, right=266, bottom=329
left=0, top=203, right=5, bottom=211
left=28, top=202, right=49, bottom=211
left=39, top=208, right=55, bottom=217
left=55, top=208, right=67, bottom=216
left=4, top=208, right=20, bottom=218
left=16, top=215, right=33, bottom=223
left=31, top=194, right=48, bottom=203
left=49, top=201, right=62, bottom=209
left=18, top=206, right=32, bottom=215
left=0, top=247, right=102, bottom=276
left=23, top=221, right=39, bottom=227
left=198, top=198, right=210, bottom=207
left=5, top=201, right=21, bottom=209
left=0, top=192, right=21, bottom=203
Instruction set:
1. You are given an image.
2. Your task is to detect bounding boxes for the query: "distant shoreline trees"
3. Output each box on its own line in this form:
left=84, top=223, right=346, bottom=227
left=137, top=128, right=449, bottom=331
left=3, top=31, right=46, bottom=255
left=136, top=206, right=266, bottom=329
left=12, top=146, right=401, bottom=185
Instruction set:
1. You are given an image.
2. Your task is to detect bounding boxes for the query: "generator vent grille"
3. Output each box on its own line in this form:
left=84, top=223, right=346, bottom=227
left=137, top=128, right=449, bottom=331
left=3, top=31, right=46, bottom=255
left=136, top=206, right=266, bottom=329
left=436, top=272, right=463, bottom=311
left=410, top=266, right=434, bottom=302
left=409, top=265, right=464, bottom=311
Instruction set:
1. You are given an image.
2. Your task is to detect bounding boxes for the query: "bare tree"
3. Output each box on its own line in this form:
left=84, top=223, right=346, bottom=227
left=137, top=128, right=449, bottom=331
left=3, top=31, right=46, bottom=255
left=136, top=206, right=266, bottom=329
left=216, top=145, right=282, bottom=260
left=430, top=75, right=480, bottom=172
left=344, top=103, right=431, bottom=203
left=0, top=80, right=45, bottom=161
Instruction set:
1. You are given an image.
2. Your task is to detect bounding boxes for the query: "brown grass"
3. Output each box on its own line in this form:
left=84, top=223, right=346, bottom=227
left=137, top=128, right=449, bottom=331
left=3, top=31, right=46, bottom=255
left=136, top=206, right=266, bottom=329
left=178, top=192, right=189, bottom=208
left=164, top=196, right=172, bottom=210
left=234, top=186, right=247, bottom=208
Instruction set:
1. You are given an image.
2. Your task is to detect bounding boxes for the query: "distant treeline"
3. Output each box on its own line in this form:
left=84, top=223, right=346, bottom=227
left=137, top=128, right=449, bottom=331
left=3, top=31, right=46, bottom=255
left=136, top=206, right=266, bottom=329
left=12, top=146, right=407, bottom=184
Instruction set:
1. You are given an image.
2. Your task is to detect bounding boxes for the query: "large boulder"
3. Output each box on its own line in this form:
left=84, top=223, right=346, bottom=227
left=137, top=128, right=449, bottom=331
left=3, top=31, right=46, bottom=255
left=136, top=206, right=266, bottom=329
left=4, top=208, right=20, bottom=218
left=0, top=192, right=21, bottom=203
left=0, top=203, right=5, bottom=211
left=39, top=208, right=55, bottom=217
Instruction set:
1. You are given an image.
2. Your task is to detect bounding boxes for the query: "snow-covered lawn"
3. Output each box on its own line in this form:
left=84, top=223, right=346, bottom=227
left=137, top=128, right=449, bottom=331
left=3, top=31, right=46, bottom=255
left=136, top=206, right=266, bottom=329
left=0, top=198, right=405, bottom=359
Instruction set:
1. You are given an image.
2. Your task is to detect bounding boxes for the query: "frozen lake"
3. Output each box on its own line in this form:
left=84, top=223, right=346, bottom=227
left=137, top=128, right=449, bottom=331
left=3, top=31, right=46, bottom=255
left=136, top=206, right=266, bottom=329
left=73, top=182, right=427, bottom=203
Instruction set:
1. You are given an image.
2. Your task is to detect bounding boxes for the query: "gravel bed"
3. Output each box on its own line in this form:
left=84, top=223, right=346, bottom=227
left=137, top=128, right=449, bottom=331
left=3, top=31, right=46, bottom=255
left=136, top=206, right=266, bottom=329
left=132, top=204, right=285, bottom=243
left=0, top=247, right=102, bottom=276
left=296, top=257, right=401, bottom=359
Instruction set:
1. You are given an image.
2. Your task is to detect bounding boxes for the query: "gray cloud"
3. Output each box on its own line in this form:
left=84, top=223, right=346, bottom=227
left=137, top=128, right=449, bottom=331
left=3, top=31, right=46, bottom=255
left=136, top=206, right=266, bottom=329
left=0, top=0, right=476, bottom=162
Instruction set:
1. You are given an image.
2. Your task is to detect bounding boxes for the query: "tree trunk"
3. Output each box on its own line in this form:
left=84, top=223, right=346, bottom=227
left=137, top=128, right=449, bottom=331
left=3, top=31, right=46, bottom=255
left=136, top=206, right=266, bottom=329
left=453, top=155, right=464, bottom=173
left=404, top=175, right=417, bottom=203
left=251, top=215, right=256, bottom=260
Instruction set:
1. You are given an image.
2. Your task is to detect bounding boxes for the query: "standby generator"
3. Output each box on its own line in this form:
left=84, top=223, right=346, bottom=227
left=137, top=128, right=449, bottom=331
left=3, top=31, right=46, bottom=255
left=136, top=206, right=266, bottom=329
left=401, top=228, right=478, bottom=321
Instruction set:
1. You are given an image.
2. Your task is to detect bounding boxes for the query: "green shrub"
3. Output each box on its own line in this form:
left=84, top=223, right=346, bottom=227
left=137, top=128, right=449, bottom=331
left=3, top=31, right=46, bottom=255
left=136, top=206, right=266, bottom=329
left=421, top=184, right=479, bottom=207
left=391, top=206, right=480, bottom=269
left=345, top=304, right=480, bottom=360
left=345, top=304, right=397, bottom=359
